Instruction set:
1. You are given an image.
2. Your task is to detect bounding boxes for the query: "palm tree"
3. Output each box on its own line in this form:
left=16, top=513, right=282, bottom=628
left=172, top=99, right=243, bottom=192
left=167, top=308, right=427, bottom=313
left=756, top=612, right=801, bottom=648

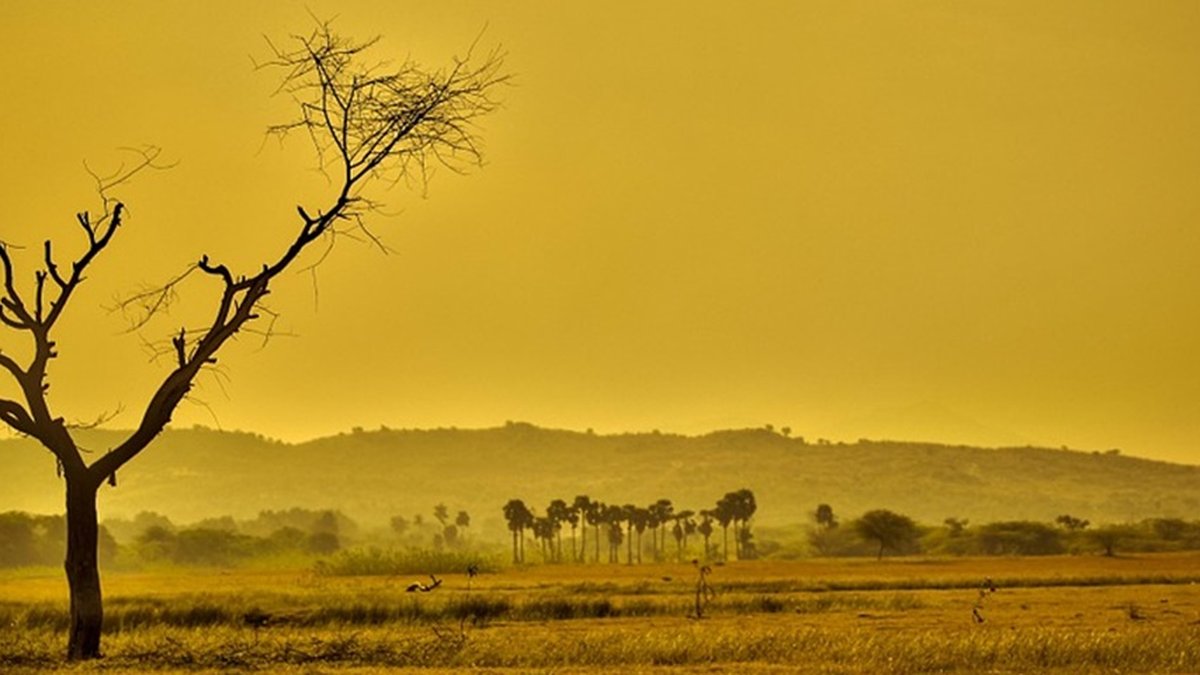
left=672, top=509, right=695, bottom=561
left=730, top=489, right=757, bottom=559
left=631, top=506, right=651, bottom=564
left=547, top=499, right=570, bottom=563
left=588, top=501, right=607, bottom=563
left=697, top=511, right=715, bottom=561
left=502, top=499, right=534, bottom=564
left=815, top=503, right=837, bottom=529
left=531, top=515, right=554, bottom=563
left=671, top=518, right=684, bottom=561
left=571, top=495, right=592, bottom=562
left=713, top=496, right=735, bottom=561
left=683, top=514, right=697, bottom=555
left=604, top=504, right=625, bottom=563
left=621, top=504, right=638, bottom=565
left=650, top=498, right=674, bottom=560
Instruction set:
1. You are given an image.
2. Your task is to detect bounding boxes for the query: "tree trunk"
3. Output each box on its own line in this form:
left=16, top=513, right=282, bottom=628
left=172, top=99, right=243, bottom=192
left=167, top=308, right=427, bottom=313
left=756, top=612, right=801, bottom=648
left=65, top=477, right=102, bottom=660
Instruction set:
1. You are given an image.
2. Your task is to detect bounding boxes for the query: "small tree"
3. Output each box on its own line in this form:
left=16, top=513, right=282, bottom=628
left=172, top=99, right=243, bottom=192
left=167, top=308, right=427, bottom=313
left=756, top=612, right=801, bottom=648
left=1089, top=524, right=1137, bottom=557
left=433, top=504, right=450, bottom=527
left=854, top=509, right=920, bottom=560
left=815, top=503, right=838, bottom=529
left=1055, top=514, right=1090, bottom=531
left=977, top=521, right=1065, bottom=556
left=943, top=517, right=968, bottom=537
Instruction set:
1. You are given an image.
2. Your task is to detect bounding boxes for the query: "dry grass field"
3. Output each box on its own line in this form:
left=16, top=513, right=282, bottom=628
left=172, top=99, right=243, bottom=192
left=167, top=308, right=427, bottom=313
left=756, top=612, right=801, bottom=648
left=2, top=553, right=1199, bottom=673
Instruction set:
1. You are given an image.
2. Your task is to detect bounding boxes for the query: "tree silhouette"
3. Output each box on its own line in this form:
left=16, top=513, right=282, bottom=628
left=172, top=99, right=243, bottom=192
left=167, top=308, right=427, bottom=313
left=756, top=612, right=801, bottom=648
left=0, top=20, right=504, bottom=660
left=943, top=516, right=968, bottom=537
left=389, top=515, right=410, bottom=539
left=502, top=499, right=534, bottom=564
left=854, top=509, right=920, bottom=560
left=631, top=506, right=651, bottom=564
left=498, top=491, right=756, bottom=566
left=730, top=489, right=757, bottom=559
left=1055, top=514, right=1090, bottom=531
left=815, top=503, right=838, bottom=529
left=649, top=498, right=674, bottom=561
left=677, top=510, right=697, bottom=560
left=532, top=515, right=554, bottom=563
left=713, top=496, right=735, bottom=561
left=587, top=499, right=606, bottom=563
left=604, top=503, right=625, bottom=563
left=670, top=514, right=688, bottom=561
left=571, top=495, right=591, bottom=562
left=621, top=504, right=638, bottom=565
left=546, top=498, right=570, bottom=563
left=697, top=511, right=715, bottom=561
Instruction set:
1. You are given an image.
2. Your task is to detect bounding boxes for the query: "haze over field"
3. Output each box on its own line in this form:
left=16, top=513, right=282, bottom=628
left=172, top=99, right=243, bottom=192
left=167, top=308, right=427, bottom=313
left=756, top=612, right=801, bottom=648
left=1, top=1, right=1198, bottom=466
left=5, top=426, right=1198, bottom=531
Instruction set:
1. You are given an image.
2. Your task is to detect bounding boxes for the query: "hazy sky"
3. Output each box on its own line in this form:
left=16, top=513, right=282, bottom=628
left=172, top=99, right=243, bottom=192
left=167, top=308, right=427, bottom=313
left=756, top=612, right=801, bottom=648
left=1, top=1, right=1197, bottom=463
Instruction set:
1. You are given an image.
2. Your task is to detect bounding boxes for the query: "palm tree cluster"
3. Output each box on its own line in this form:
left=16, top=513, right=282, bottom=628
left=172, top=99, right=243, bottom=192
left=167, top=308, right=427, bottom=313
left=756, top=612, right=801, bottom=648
left=501, top=489, right=757, bottom=565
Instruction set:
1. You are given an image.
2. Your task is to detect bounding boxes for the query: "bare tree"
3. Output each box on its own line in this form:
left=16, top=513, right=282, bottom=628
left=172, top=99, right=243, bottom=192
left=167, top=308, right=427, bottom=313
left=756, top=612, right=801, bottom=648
left=0, top=21, right=505, bottom=660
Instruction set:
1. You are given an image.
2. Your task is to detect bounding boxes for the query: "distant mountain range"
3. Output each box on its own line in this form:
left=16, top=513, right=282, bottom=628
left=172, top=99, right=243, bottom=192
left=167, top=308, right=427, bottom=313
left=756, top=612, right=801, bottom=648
left=5, top=424, right=1198, bottom=535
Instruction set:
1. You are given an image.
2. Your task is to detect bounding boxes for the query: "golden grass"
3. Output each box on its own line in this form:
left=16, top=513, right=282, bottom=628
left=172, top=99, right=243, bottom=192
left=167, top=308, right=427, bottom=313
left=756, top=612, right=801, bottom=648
left=2, top=553, right=1199, bottom=672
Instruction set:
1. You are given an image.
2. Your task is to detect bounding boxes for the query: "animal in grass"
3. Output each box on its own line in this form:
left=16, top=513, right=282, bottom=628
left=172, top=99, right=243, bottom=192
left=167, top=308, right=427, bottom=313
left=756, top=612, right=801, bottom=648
left=406, top=574, right=443, bottom=592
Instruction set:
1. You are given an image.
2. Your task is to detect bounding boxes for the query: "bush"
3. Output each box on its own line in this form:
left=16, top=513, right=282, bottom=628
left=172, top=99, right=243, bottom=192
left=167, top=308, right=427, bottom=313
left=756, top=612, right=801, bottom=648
left=976, top=521, right=1064, bottom=556
left=314, top=547, right=501, bottom=576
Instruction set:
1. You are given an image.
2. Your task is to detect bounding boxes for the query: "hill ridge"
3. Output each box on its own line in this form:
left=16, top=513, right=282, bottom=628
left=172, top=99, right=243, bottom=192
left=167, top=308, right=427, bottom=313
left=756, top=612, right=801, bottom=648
left=4, top=424, right=1197, bottom=531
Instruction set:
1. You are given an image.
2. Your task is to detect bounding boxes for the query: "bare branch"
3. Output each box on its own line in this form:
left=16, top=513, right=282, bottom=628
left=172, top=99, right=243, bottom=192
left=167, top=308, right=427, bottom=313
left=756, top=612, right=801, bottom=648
left=0, top=398, right=36, bottom=436
left=0, top=243, right=34, bottom=328
left=171, top=328, right=187, bottom=368
left=65, top=405, right=125, bottom=431
left=110, top=264, right=199, bottom=332
left=86, top=23, right=503, bottom=485
left=264, top=20, right=507, bottom=214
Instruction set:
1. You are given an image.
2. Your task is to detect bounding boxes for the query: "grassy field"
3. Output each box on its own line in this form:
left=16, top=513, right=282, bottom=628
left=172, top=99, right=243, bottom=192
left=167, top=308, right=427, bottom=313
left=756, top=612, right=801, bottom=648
left=2, top=553, right=1199, bottom=673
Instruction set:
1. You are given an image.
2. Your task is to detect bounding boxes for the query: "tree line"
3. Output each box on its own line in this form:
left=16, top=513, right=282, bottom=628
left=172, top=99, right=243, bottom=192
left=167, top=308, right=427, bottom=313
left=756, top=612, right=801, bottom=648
left=0, top=508, right=355, bottom=569
left=804, top=504, right=1200, bottom=559
left=501, top=489, right=757, bottom=565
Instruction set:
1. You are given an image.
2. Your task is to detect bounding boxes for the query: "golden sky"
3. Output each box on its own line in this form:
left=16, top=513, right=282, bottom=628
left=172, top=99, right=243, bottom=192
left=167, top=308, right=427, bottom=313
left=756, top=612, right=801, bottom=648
left=1, top=1, right=1197, bottom=463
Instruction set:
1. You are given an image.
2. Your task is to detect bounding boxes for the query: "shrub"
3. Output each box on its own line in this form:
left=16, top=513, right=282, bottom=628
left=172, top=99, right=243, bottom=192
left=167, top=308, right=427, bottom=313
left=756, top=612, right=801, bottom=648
left=314, top=547, right=501, bottom=576
left=976, top=521, right=1064, bottom=556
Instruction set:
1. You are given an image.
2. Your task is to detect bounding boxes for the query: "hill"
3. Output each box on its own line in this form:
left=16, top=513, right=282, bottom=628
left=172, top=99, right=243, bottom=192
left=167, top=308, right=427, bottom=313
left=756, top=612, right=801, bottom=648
left=4, top=424, right=1197, bottom=535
